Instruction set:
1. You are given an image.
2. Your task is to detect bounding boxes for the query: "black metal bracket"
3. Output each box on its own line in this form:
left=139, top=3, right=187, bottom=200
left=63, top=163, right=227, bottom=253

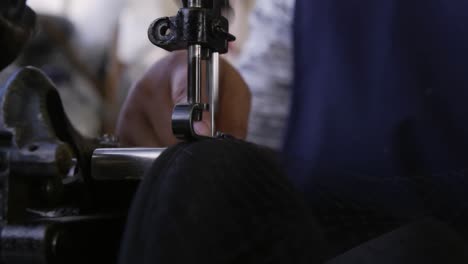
left=172, top=103, right=210, bottom=140
left=148, top=3, right=235, bottom=54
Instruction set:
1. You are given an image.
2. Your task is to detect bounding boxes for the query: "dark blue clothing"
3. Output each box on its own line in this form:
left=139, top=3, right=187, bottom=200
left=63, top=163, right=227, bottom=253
left=119, top=1, right=468, bottom=262
left=284, top=0, right=468, bottom=228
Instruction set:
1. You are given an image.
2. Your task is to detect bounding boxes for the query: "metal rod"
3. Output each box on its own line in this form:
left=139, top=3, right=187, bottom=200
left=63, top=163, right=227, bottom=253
left=188, top=0, right=203, bottom=8
left=208, top=52, right=219, bottom=137
left=91, top=148, right=165, bottom=180
left=188, top=44, right=202, bottom=104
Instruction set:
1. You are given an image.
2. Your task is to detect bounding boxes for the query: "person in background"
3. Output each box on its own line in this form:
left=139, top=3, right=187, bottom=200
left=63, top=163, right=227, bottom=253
left=24, top=0, right=258, bottom=137
left=236, top=0, right=294, bottom=149
left=23, top=0, right=125, bottom=136
left=117, top=0, right=468, bottom=260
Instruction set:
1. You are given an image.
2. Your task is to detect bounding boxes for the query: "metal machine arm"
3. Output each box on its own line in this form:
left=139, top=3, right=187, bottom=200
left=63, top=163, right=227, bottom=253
left=148, top=0, right=236, bottom=140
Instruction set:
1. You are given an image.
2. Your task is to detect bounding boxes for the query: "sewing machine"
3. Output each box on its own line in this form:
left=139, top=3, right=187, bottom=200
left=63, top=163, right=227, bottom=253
left=0, top=0, right=235, bottom=263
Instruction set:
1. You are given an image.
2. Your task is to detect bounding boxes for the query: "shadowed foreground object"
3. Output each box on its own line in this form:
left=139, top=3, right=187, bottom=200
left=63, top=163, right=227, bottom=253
left=0, top=0, right=36, bottom=70
left=119, top=138, right=326, bottom=264
left=118, top=137, right=468, bottom=263
left=328, top=218, right=468, bottom=264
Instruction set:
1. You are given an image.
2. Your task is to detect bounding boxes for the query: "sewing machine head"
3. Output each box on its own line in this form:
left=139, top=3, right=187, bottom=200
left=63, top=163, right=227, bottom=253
left=0, top=1, right=236, bottom=263
left=149, top=0, right=236, bottom=140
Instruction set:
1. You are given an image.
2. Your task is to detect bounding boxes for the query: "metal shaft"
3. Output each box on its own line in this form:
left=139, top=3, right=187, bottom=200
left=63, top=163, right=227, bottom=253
left=188, top=44, right=202, bottom=104
left=188, top=0, right=203, bottom=8
left=91, top=148, right=165, bottom=180
left=208, top=52, right=219, bottom=136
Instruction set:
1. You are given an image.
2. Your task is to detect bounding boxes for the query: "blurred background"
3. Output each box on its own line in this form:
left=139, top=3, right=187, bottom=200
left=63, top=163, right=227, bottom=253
left=10, top=0, right=256, bottom=138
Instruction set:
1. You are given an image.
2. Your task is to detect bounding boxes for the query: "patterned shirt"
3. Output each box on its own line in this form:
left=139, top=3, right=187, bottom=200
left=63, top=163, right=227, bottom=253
left=236, top=0, right=295, bottom=150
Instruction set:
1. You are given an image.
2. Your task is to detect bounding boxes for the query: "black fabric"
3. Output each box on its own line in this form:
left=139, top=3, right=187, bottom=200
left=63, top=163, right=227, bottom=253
left=119, top=138, right=326, bottom=264
left=118, top=138, right=468, bottom=263
left=327, top=218, right=468, bottom=264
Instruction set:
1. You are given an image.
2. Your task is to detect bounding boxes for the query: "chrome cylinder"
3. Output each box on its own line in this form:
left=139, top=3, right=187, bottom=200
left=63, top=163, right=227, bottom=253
left=188, top=0, right=203, bottom=8
left=208, top=52, right=220, bottom=137
left=188, top=44, right=202, bottom=104
left=91, top=148, right=166, bottom=180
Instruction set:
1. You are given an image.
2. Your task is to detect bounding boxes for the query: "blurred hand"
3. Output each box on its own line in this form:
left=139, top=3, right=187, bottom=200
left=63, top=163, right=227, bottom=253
left=116, top=51, right=251, bottom=147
